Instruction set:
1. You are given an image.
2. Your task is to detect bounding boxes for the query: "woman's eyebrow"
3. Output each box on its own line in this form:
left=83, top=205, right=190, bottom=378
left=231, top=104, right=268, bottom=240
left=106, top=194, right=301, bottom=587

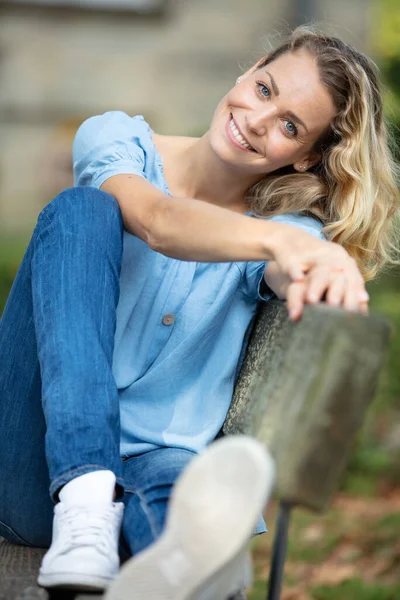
left=264, top=71, right=309, bottom=133
left=264, top=71, right=280, bottom=96
left=287, top=111, right=309, bottom=133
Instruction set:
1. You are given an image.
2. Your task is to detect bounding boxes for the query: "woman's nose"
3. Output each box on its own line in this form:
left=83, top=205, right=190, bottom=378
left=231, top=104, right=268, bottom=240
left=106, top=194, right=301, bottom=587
left=247, top=105, right=276, bottom=136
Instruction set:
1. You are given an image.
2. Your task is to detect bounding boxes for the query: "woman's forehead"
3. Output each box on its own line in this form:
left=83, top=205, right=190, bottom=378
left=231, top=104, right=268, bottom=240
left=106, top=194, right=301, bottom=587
left=256, top=50, right=337, bottom=133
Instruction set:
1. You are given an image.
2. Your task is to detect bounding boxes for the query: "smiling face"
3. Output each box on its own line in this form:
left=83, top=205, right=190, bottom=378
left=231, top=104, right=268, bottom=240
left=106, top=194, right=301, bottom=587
left=208, top=49, right=337, bottom=177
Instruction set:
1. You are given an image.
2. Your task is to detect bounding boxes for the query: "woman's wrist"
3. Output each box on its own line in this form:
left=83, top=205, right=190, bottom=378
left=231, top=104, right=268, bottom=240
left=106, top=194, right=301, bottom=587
left=260, top=221, right=286, bottom=263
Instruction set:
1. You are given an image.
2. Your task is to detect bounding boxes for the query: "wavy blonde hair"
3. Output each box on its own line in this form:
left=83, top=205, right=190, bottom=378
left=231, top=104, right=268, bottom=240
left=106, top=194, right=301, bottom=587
left=246, top=26, right=400, bottom=280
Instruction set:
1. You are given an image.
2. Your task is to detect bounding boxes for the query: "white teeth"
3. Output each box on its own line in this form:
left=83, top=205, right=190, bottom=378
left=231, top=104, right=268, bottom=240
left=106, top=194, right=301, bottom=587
left=229, top=117, right=253, bottom=150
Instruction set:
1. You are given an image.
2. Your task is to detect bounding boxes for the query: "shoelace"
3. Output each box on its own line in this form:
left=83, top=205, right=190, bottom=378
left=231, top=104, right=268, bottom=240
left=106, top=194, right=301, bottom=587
left=59, top=506, right=116, bottom=555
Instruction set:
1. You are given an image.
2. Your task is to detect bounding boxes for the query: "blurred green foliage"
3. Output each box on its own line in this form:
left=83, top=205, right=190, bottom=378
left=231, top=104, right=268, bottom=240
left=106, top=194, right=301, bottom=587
left=335, top=0, right=400, bottom=494
left=373, top=0, right=400, bottom=127
left=312, top=580, right=400, bottom=600
left=340, top=272, right=400, bottom=494
left=0, top=234, right=30, bottom=313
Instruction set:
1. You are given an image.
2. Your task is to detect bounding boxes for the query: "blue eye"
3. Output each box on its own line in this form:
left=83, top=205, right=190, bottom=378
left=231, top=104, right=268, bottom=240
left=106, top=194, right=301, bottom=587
left=256, top=82, right=271, bottom=98
left=284, top=120, right=298, bottom=137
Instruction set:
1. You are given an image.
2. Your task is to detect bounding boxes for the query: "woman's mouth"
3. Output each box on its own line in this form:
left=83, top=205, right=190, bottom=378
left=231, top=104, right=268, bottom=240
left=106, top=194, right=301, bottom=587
left=227, top=115, right=256, bottom=152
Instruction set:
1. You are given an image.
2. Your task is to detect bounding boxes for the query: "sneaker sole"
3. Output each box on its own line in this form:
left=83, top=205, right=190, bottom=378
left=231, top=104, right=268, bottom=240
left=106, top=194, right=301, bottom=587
left=104, top=435, right=275, bottom=600
left=37, top=571, right=113, bottom=591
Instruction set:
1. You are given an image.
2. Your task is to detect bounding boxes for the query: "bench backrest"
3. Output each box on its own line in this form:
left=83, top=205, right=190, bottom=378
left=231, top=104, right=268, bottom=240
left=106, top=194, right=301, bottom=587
left=223, top=300, right=390, bottom=512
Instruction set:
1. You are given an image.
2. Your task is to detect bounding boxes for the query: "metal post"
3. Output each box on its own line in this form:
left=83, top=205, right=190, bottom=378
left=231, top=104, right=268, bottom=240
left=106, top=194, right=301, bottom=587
left=266, top=502, right=292, bottom=600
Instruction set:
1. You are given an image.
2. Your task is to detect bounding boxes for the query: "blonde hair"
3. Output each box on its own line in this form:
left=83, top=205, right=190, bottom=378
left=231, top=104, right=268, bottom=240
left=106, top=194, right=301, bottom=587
left=246, top=26, right=400, bottom=280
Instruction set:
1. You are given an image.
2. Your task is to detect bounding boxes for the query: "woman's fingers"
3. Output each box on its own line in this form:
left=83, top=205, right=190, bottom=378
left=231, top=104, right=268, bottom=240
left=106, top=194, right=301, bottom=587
left=343, top=281, right=360, bottom=311
left=287, top=261, right=307, bottom=282
left=287, top=281, right=307, bottom=321
left=287, top=265, right=369, bottom=321
left=325, top=272, right=347, bottom=307
left=344, top=258, right=369, bottom=302
left=299, top=255, right=368, bottom=309
left=326, top=272, right=365, bottom=312
left=274, top=232, right=370, bottom=319
left=305, top=266, right=334, bottom=304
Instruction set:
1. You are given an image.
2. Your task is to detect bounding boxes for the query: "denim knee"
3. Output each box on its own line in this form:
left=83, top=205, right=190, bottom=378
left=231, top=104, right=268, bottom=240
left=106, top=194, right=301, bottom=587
left=38, top=187, right=123, bottom=240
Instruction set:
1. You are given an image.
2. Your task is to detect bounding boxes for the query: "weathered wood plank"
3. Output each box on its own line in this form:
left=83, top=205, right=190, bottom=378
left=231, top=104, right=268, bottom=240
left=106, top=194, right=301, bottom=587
left=0, top=538, right=102, bottom=599
left=0, top=537, right=45, bottom=600
left=224, top=300, right=391, bottom=512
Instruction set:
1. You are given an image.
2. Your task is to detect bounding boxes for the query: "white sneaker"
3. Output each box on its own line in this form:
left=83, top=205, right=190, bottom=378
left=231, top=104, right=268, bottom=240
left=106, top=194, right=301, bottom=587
left=38, top=501, right=124, bottom=591
left=104, top=435, right=275, bottom=600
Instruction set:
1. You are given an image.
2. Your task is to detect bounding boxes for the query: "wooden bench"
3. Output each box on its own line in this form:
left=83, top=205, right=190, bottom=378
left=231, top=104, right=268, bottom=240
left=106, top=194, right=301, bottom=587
left=0, top=300, right=390, bottom=600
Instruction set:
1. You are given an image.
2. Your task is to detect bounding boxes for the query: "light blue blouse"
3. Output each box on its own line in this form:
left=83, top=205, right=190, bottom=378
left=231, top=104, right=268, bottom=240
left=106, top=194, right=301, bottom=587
left=73, top=111, right=324, bottom=460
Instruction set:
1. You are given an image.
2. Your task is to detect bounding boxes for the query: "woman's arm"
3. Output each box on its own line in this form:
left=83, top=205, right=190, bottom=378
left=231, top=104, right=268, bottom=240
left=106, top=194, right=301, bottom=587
left=101, top=174, right=279, bottom=263
left=101, top=174, right=368, bottom=319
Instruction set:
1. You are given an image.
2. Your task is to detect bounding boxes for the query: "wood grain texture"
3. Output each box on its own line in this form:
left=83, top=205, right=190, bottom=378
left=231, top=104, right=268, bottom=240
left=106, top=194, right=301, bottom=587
left=0, top=538, right=102, bottom=599
left=224, top=300, right=391, bottom=511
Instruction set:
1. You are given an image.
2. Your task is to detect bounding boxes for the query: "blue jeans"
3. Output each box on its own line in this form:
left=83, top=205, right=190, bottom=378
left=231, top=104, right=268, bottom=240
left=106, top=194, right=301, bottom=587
left=0, top=187, right=197, bottom=559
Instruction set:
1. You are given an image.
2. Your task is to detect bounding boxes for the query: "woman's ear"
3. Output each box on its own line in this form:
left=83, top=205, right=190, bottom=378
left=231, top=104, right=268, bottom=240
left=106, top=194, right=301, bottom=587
left=294, top=151, right=321, bottom=172
left=307, top=151, right=322, bottom=169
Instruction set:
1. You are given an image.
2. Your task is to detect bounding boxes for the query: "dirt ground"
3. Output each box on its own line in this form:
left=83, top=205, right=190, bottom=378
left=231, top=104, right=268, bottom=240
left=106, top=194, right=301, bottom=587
left=248, top=489, right=400, bottom=600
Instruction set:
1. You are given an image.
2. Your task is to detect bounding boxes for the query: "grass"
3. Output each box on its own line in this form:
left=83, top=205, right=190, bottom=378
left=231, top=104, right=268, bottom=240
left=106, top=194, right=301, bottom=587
left=0, top=232, right=31, bottom=313
left=248, top=494, right=400, bottom=599
left=312, top=580, right=400, bottom=600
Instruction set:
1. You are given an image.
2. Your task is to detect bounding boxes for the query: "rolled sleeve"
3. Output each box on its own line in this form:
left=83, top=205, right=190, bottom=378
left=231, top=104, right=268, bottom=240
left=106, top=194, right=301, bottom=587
left=72, top=111, right=146, bottom=189
left=243, top=212, right=325, bottom=302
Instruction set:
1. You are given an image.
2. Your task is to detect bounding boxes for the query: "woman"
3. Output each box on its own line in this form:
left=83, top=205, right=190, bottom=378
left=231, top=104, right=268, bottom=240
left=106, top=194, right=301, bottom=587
left=0, top=26, right=398, bottom=600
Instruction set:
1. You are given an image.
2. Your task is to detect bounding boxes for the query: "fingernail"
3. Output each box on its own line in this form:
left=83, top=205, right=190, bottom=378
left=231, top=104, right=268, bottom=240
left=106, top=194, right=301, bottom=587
left=308, top=294, right=318, bottom=303
left=359, top=291, right=369, bottom=301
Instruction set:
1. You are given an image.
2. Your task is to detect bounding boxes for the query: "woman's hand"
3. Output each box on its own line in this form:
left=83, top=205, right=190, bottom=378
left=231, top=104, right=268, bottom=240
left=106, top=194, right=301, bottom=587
left=286, top=273, right=369, bottom=321
left=268, top=224, right=369, bottom=320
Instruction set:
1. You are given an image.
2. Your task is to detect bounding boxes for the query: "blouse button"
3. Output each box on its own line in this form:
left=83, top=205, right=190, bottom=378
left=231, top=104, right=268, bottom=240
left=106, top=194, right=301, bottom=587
left=162, top=313, right=175, bottom=326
